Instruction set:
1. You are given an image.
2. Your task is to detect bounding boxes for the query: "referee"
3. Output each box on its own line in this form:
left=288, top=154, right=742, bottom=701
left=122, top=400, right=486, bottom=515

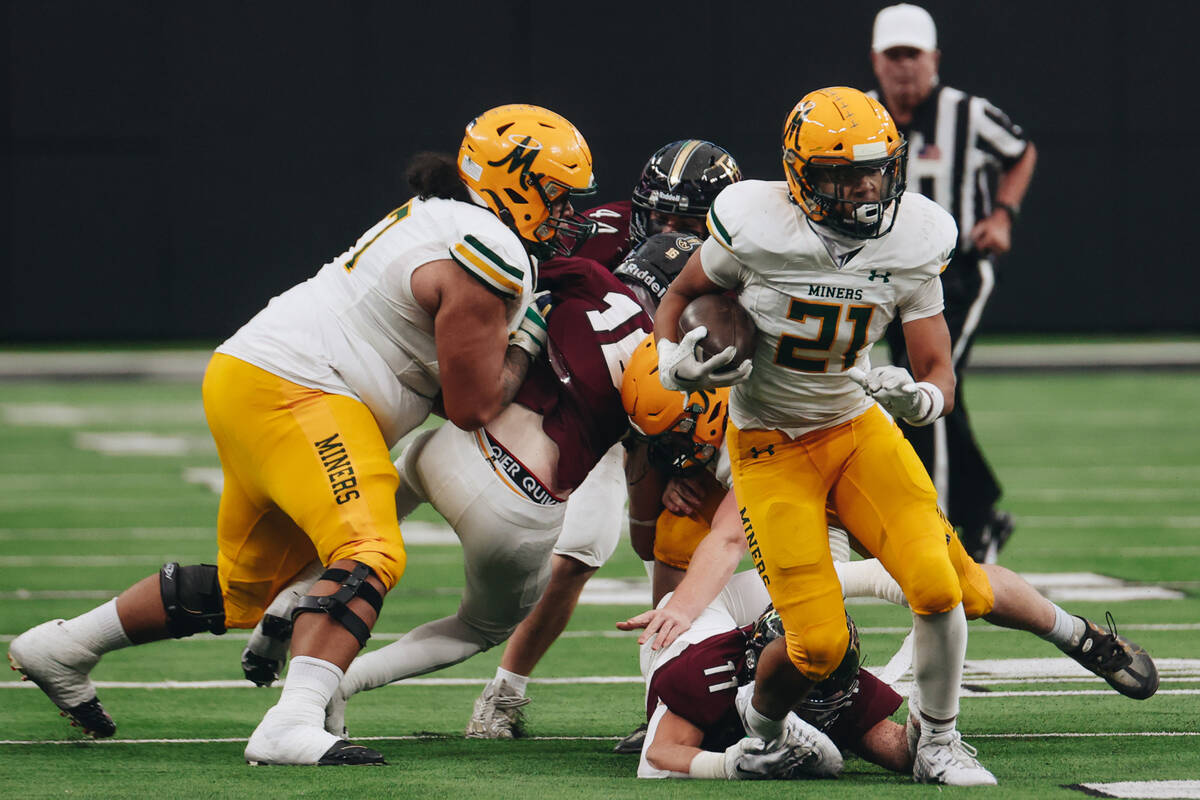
left=869, top=3, right=1037, bottom=563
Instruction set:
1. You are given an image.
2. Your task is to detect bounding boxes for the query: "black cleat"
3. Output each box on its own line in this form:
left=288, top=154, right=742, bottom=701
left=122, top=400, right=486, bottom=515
left=316, top=740, right=387, bottom=766
left=1066, top=612, right=1159, bottom=700
left=60, top=697, right=117, bottom=738
left=613, top=722, right=648, bottom=754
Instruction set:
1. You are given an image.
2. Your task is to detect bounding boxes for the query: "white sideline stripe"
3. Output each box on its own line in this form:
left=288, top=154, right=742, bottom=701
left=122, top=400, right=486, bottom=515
left=1076, top=780, right=1200, bottom=799
left=1020, top=487, right=1200, bottom=501
left=1017, top=516, right=1200, bottom=529
left=2, top=731, right=1198, bottom=748
left=0, top=527, right=212, bottom=541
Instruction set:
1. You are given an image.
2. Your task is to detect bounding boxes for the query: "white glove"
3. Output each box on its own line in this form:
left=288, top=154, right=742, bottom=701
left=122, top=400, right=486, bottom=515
left=657, top=327, right=753, bottom=391
left=508, top=302, right=549, bottom=360
left=845, top=366, right=943, bottom=426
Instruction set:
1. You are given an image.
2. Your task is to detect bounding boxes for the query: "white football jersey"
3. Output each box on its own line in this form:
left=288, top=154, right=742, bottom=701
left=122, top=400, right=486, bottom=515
left=218, top=196, right=533, bottom=447
left=701, top=180, right=956, bottom=437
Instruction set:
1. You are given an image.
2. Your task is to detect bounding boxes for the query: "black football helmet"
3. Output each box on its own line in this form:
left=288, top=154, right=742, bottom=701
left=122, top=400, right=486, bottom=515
left=743, top=605, right=861, bottom=731
left=630, top=140, right=742, bottom=248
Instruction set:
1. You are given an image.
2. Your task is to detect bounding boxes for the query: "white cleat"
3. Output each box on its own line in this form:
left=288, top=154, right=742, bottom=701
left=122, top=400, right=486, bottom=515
left=913, top=730, right=997, bottom=786
left=779, top=713, right=844, bottom=778
left=245, top=705, right=384, bottom=766
left=465, top=679, right=530, bottom=739
left=8, top=619, right=115, bottom=738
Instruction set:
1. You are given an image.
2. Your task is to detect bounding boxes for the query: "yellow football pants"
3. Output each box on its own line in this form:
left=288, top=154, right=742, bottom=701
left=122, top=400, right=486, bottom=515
left=728, top=405, right=963, bottom=681
left=202, top=354, right=407, bottom=628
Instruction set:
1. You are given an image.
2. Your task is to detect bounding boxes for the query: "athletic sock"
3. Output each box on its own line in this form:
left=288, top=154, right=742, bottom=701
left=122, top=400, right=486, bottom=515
left=1040, top=604, right=1086, bottom=650
left=494, top=667, right=529, bottom=697
left=912, top=603, right=967, bottom=737
left=275, top=656, right=343, bottom=726
left=60, top=599, right=132, bottom=656
left=742, top=699, right=785, bottom=743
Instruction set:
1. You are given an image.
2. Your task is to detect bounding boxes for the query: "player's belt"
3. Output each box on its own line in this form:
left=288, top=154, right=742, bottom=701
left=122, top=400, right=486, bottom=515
left=472, top=430, right=562, bottom=506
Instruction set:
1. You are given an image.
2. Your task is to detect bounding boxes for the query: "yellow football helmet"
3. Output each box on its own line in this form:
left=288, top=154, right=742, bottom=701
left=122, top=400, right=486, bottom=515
left=782, top=87, right=907, bottom=238
left=621, top=335, right=729, bottom=474
left=459, top=104, right=598, bottom=258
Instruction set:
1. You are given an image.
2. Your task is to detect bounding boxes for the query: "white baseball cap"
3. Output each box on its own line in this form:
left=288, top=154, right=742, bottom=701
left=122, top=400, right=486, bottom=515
left=872, top=3, right=937, bottom=52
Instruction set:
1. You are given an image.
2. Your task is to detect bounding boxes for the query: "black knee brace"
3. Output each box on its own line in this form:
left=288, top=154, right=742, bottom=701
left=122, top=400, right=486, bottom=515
left=160, top=562, right=226, bottom=638
left=292, top=562, right=383, bottom=647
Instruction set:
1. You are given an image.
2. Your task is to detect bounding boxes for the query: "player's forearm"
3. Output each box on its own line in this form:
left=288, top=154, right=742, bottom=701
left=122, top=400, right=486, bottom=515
left=645, top=741, right=705, bottom=776
left=499, top=344, right=534, bottom=407
left=664, top=499, right=745, bottom=622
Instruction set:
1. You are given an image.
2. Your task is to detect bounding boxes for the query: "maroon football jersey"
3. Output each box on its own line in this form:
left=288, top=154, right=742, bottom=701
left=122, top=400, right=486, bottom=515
left=515, top=257, right=650, bottom=490
left=570, top=200, right=631, bottom=268
left=648, top=626, right=904, bottom=753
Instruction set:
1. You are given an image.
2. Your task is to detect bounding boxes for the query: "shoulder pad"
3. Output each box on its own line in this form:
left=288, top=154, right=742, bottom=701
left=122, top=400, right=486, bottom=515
left=885, top=193, right=959, bottom=276
left=706, top=180, right=794, bottom=259
left=447, top=211, right=531, bottom=300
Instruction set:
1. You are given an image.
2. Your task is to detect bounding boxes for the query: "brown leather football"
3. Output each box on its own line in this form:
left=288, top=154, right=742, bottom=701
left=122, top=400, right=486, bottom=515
left=677, top=293, right=757, bottom=365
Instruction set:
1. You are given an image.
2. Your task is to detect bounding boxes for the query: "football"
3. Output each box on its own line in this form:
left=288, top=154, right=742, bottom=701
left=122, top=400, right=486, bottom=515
left=677, top=293, right=757, bottom=366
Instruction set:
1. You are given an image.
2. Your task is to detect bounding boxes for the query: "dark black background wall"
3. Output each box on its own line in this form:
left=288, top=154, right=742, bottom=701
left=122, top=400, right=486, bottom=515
left=3, top=0, right=1197, bottom=341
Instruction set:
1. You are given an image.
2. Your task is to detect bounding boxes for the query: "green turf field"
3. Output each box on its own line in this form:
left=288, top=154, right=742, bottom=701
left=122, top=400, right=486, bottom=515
left=2, top=370, right=1198, bottom=798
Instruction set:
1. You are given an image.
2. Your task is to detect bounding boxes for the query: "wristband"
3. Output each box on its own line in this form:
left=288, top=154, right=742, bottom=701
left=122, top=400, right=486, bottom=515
left=689, top=749, right=727, bottom=780
left=905, top=382, right=945, bottom=427
left=995, top=202, right=1019, bottom=223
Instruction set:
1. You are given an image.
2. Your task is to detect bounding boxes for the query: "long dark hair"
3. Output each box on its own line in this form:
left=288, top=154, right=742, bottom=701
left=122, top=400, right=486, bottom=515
left=406, top=152, right=471, bottom=202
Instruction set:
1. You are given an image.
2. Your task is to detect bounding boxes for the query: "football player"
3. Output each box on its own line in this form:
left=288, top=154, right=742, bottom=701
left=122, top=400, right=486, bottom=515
left=7, top=104, right=596, bottom=766
left=653, top=86, right=990, bottom=785
left=638, top=574, right=908, bottom=779
left=618, top=340, right=1158, bottom=765
left=464, top=140, right=742, bottom=742
left=618, top=345, right=1159, bottom=699
left=320, top=255, right=654, bottom=739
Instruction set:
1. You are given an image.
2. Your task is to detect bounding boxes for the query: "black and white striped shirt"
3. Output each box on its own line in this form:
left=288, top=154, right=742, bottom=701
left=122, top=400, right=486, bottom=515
left=870, top=86, right=1029, bottom=254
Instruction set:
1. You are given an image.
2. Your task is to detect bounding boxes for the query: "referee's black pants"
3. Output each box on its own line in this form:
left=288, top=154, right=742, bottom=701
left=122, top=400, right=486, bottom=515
left=884, top=251, right=1003, bottom=551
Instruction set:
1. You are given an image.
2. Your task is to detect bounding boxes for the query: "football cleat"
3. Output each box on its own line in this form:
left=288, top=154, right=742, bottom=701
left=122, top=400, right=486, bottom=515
left=315, top=740, right=387, bottom=766
left=777, top=713, right=844, bottom=778
left=246, top=705, right=384, bottom=766
left=1066, top=612, right=1159, bottom=700
left=913, top=730, right=997, bottom=786
left=8, top=619, right=115, bottom=738
left=465, top=679, right=530, bottom=739
left=612, top=722, right=648, bottom=754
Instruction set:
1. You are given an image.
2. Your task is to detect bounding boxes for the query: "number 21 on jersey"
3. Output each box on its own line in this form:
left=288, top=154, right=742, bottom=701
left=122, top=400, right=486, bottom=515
left=776, top=299, right=875, bottom=373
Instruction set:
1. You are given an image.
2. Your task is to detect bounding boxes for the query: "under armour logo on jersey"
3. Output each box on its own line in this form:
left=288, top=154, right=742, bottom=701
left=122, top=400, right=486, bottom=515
left=868, top=270, right=892, bottom=283
left=749, top=444, right=775, bottom=459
